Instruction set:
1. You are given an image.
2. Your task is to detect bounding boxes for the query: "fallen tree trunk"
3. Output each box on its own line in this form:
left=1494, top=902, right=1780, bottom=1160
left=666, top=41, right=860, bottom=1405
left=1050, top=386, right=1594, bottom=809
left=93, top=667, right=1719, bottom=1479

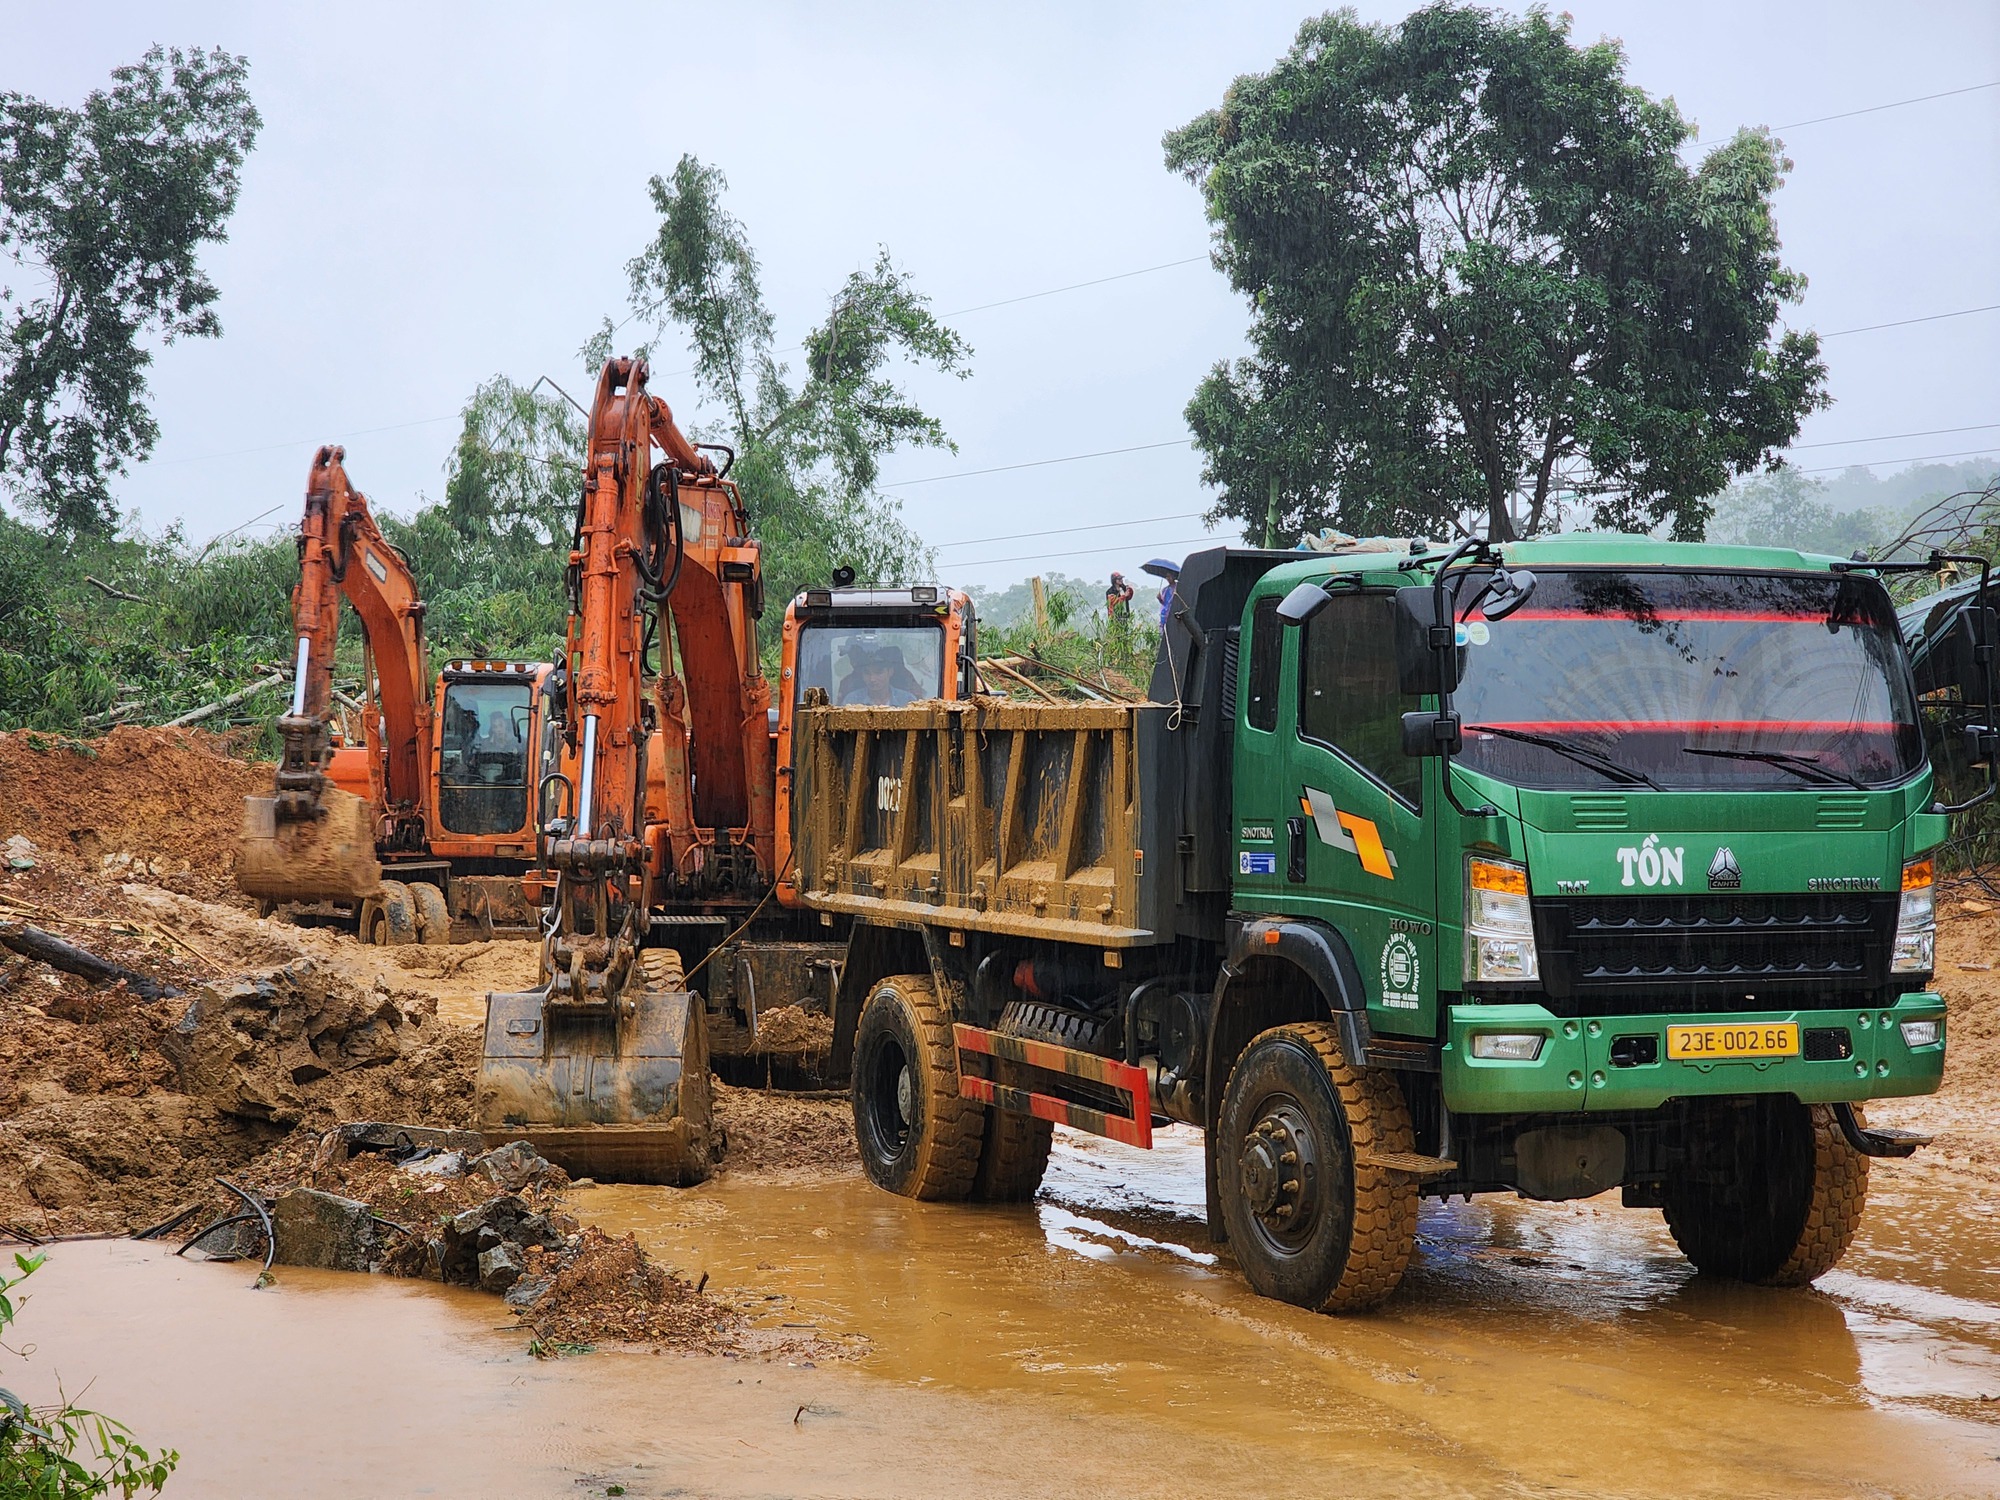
left=0, top=920, right=183, bottom=1001
left=165, top=671, right=286, bottom=729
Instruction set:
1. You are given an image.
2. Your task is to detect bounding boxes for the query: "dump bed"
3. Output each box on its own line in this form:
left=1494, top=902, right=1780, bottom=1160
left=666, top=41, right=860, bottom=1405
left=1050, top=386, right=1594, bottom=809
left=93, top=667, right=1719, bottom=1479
left=792, top=698, right=1177, bottom=946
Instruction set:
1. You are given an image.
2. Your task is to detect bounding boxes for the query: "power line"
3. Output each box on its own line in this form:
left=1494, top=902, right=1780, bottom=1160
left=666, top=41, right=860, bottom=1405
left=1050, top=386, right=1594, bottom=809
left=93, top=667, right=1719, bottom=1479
left=942, top=257, right=1207, bottom=317
left=1818, top=304, right=1999, bottom=338
left=1791, top=421, right=2000, bottom=450
left=1690, top=78, right=2000, bottom=146
left=154, top=412, right=460, bottom=467
left=952, top=531, right=1236, bottom=571
left=889, top=438, right=1190, bottom=487
left=934, top=509, right=1205, bottom=550
left=1799, top=446, right=1998, bottom=475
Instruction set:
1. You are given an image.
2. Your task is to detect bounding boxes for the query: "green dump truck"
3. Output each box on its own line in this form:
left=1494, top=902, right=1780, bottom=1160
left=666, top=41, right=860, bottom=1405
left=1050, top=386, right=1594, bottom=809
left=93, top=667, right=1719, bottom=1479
left=793, top=534, right=1993, bottom=1312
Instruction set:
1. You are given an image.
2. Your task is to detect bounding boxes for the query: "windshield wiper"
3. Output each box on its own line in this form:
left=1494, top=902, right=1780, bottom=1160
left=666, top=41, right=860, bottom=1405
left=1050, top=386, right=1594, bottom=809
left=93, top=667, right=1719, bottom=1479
left=1680, top=745, right=1865, bottom=789
left=1462, top=725, right=1661, bottom=790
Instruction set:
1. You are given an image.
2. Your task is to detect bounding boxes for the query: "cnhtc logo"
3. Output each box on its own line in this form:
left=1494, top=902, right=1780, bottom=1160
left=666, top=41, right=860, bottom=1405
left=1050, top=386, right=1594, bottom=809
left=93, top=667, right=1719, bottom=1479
left=1708, top=846, right=1742, bottom=890
left=1616, top=833, right=1684, bottom=888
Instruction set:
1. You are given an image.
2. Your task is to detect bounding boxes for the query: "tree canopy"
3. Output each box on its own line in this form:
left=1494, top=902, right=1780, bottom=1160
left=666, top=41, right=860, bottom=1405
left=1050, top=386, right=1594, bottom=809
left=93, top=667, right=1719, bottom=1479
left=1164, top=3, right=1828, bottom=543
left=612, top=155, right=968, bottom=616
left=0, top=46, right=261, bottom=534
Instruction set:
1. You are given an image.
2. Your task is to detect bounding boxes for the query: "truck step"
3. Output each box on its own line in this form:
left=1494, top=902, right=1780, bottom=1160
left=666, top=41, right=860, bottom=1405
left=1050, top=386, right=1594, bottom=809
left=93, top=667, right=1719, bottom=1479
left=1833, top=1104, right=1932, bottom=1159
left=1355, top=1150, right=1457, bottom=1178
left=954, top=1023, right=1153, bottom=1149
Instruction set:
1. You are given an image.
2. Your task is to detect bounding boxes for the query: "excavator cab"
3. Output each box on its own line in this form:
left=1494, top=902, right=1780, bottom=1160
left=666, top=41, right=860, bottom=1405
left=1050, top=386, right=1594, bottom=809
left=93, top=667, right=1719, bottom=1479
left=772, top=584, right=975, bottom=908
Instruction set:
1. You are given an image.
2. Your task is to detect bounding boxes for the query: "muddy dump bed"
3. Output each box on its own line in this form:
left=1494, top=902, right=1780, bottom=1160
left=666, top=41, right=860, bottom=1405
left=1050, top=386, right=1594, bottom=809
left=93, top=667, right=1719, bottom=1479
left=793, top=699, right=1181, bottom=946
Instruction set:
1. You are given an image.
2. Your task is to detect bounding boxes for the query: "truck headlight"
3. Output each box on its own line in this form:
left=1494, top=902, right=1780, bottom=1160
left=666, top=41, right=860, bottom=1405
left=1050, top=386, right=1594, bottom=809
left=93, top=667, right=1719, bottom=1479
left=1891, top=855, right=1936, bottom=976
left=1466, top=855, right=1539, bottom=983
left=1899, top=1018, right=1941, bottom=1048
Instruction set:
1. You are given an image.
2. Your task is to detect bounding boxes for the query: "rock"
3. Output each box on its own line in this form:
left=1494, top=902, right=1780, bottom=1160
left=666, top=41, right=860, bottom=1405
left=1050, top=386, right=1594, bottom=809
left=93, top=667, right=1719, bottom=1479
left=470, top=1140, right=564, bottom=1193
left=478, top=1242, right=523, bottom=1293
left=272, top=1188, right=377, bottom=1271
left=159, top=962, right=429, bottom=1126
left=400, top=1150, right=468, bottom=1177
left=26, top=1153, right=95, bottom=1208
left=438, top=1193, right=532, bottom=1284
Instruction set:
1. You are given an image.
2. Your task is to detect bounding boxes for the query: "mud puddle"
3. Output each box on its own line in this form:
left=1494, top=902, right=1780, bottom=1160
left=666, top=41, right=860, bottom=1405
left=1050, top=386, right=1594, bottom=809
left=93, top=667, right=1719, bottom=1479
left=17, top=1132, right=2000, bottom=1497
left=573, top=1125, right=2000, bottom=1499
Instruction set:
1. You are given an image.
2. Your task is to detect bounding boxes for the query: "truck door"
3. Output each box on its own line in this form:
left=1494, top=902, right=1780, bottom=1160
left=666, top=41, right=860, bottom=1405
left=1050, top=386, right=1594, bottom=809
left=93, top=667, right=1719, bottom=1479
left=1284, top=590, right=1438, bottom=1039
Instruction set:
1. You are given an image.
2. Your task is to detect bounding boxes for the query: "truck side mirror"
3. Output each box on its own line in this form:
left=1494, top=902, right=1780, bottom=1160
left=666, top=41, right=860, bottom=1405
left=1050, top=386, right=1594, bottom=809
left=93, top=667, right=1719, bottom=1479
left=1964, top=724, right=1998, bottom=766
left=1395, top=589, right=1461, bottom=696
left=1402, top=709, right=1462, bottom=758
left=1276, top=581, right=1331, bottom=626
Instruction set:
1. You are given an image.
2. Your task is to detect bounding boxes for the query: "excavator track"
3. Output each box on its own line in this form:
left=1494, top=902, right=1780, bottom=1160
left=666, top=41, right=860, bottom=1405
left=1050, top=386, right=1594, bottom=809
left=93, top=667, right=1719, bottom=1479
left=476, top=946, right=714, bottom=1186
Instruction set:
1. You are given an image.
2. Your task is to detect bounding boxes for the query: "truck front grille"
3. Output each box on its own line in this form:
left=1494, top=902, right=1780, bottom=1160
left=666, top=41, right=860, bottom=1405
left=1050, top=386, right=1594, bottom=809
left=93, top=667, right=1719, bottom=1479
left=1530, top=893, right=1897, bottom=1012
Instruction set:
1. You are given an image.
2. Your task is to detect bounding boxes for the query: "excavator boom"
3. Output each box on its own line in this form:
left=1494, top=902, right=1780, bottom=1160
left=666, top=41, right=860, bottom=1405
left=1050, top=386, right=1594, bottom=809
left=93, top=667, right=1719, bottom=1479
left=478, top=358, right=726, bottom=1185
left=236, top=446, right=432, bottom=904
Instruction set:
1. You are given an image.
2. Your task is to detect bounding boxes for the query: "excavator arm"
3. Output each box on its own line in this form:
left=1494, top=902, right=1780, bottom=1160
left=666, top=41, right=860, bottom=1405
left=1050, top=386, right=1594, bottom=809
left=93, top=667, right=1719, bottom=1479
left=236, top=446, right=431, bottom=902
left=480, top=357, right=741, bottom=1183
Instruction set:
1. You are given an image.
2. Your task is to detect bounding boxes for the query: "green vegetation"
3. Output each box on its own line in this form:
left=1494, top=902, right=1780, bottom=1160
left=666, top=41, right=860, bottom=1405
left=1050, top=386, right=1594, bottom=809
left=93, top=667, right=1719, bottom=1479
left=1165, top=2, right=1827, bottom=544
left=605, top=154, right=964, bottom=626
left=0, top=47, right=262, bottom=534
left=0, top=1253, right=177, bottom=1498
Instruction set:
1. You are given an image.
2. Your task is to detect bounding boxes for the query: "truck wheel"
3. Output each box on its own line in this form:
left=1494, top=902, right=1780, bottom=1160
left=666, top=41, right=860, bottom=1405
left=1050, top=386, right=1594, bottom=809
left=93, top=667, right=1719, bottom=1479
left=374, top=881, right=418, bottom=946
left=1217, top=1023, right=1417, bottom=1313
left=972, top=1107, right=1055, bottom=1203
left=1663, top=1098, right=1868, bottom=1286
left=411, top=882, right=451, bottom=946
left=851, top=974, right=981, bottom=1201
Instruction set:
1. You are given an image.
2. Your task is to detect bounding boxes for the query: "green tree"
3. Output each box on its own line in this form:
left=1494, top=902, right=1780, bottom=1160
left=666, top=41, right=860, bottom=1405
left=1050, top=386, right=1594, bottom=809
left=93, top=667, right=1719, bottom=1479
left=1704, top=466, right=1894, bottom=557
left=618, top=155, right=967, bottom=623
left=1164, top=4, right=1828, bottom=543
left=0, top=47, right=262, bottom=533
left=440, top=374, right=588, bottom=552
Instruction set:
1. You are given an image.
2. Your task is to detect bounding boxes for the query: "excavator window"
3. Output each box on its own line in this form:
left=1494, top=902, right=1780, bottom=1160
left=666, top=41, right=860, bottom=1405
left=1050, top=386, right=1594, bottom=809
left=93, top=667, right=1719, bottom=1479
left=797, top=626, right=944, bottom=708
left=439, top=680, right=534, bottom=834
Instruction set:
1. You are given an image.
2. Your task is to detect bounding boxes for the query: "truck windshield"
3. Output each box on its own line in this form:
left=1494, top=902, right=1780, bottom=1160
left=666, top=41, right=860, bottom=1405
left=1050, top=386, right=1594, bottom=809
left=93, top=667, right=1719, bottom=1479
left=795, top=626, right=944, bottom=707
left=1452, top=569, right=1924, bottom=791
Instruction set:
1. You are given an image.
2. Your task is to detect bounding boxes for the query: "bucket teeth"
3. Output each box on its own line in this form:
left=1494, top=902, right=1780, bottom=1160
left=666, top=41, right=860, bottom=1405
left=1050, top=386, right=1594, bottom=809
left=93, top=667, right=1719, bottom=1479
left=475, top=949, right=713, bottom=1186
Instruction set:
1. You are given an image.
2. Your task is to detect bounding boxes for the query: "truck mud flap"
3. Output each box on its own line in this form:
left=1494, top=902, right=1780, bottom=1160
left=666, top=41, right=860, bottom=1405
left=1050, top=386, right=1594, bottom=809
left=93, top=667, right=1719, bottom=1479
left=954, top=1023, right=1153, bottom=1149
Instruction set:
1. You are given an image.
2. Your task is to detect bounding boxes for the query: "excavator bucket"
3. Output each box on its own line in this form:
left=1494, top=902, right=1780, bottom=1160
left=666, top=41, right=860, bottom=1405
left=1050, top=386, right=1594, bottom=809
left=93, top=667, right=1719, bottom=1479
left=234, top=787, right=383, bottom=904
left=476, top=949, right=714, bottom=1186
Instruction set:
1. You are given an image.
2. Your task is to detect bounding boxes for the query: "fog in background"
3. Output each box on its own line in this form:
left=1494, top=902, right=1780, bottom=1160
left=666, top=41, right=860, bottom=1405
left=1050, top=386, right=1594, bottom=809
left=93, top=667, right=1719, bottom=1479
left=5, top=1, right=1997, bottom=587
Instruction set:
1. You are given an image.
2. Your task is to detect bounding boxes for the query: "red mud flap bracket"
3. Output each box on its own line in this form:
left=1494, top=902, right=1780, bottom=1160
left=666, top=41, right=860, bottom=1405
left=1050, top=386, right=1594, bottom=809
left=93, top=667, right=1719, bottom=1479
left=954, top=1023, right=1153, bottom=1149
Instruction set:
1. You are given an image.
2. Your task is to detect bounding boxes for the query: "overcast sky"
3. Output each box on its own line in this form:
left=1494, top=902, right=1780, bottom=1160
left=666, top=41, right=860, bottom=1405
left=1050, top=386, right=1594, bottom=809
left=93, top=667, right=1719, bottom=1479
left=6, top=1, right=1997, bottom=587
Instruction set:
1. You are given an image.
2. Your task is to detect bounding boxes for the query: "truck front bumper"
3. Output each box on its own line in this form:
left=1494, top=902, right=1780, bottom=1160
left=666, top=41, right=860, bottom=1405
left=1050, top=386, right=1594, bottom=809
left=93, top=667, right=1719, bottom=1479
left=1441, top=994, right=1947, bottom=1114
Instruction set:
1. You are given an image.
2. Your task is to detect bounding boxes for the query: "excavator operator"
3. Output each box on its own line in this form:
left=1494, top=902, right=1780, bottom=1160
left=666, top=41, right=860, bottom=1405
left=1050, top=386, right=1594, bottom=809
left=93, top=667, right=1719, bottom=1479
left=471, top=708, right=524, bottom=783
left=837, top=642, right=924, bottom=706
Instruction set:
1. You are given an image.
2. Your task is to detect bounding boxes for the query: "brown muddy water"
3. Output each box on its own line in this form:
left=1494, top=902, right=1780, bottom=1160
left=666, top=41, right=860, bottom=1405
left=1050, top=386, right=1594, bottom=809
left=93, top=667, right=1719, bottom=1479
left=16, top=1127, right=2000, bottom=1499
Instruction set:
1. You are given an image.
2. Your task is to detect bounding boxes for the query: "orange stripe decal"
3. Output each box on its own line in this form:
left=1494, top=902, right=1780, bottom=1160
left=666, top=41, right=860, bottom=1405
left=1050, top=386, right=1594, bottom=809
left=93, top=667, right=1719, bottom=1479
left=1336, top=810, right=1395, bottom=880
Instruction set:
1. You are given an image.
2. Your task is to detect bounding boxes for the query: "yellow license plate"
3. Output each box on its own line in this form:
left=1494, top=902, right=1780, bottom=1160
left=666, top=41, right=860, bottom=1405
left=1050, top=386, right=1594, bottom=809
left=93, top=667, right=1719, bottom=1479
left=1666, top=1022, right=1799, bottom=1061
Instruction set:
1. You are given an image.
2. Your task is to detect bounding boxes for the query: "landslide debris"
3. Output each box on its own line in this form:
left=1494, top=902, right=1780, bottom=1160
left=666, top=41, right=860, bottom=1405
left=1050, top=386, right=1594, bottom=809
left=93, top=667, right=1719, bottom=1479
left=0, top=726, right=268, bottom=902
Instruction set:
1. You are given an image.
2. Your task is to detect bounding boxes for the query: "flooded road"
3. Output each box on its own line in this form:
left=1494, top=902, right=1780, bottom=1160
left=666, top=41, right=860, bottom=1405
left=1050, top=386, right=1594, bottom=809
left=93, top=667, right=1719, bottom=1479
left=16, top=1128, right=2000, bottom=1498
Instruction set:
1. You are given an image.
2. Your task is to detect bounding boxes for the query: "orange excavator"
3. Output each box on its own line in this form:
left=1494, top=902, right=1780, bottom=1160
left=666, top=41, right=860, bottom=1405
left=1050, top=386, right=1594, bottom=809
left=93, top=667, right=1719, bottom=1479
left=235, top=446, right=557, bottom=943
left=477, top=355, right=980, bottom=1182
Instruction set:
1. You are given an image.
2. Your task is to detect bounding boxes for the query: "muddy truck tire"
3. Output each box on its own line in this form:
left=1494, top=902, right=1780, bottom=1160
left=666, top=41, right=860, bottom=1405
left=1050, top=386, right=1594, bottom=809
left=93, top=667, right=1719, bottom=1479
left=1216, top=1023, right=1418, bottom=1314
left=972, top=1107, right=1055, bottom=1203
left=365, top=881, right=419, bottom=946
left=1663, top=1098, right=1868, bottom=1286
left=852, top=974, right=982, bottom=1201
left=411, top=881, right=451, bottom=945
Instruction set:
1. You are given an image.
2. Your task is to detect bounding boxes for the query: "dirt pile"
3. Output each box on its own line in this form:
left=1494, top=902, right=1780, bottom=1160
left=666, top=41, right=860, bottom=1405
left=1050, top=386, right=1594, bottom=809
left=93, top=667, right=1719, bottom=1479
left=0, top=727, right=268, bottom=902
left=714, top=1083, right=856, bottom=1175
left=516, top=1226, right=739, bottom=1353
